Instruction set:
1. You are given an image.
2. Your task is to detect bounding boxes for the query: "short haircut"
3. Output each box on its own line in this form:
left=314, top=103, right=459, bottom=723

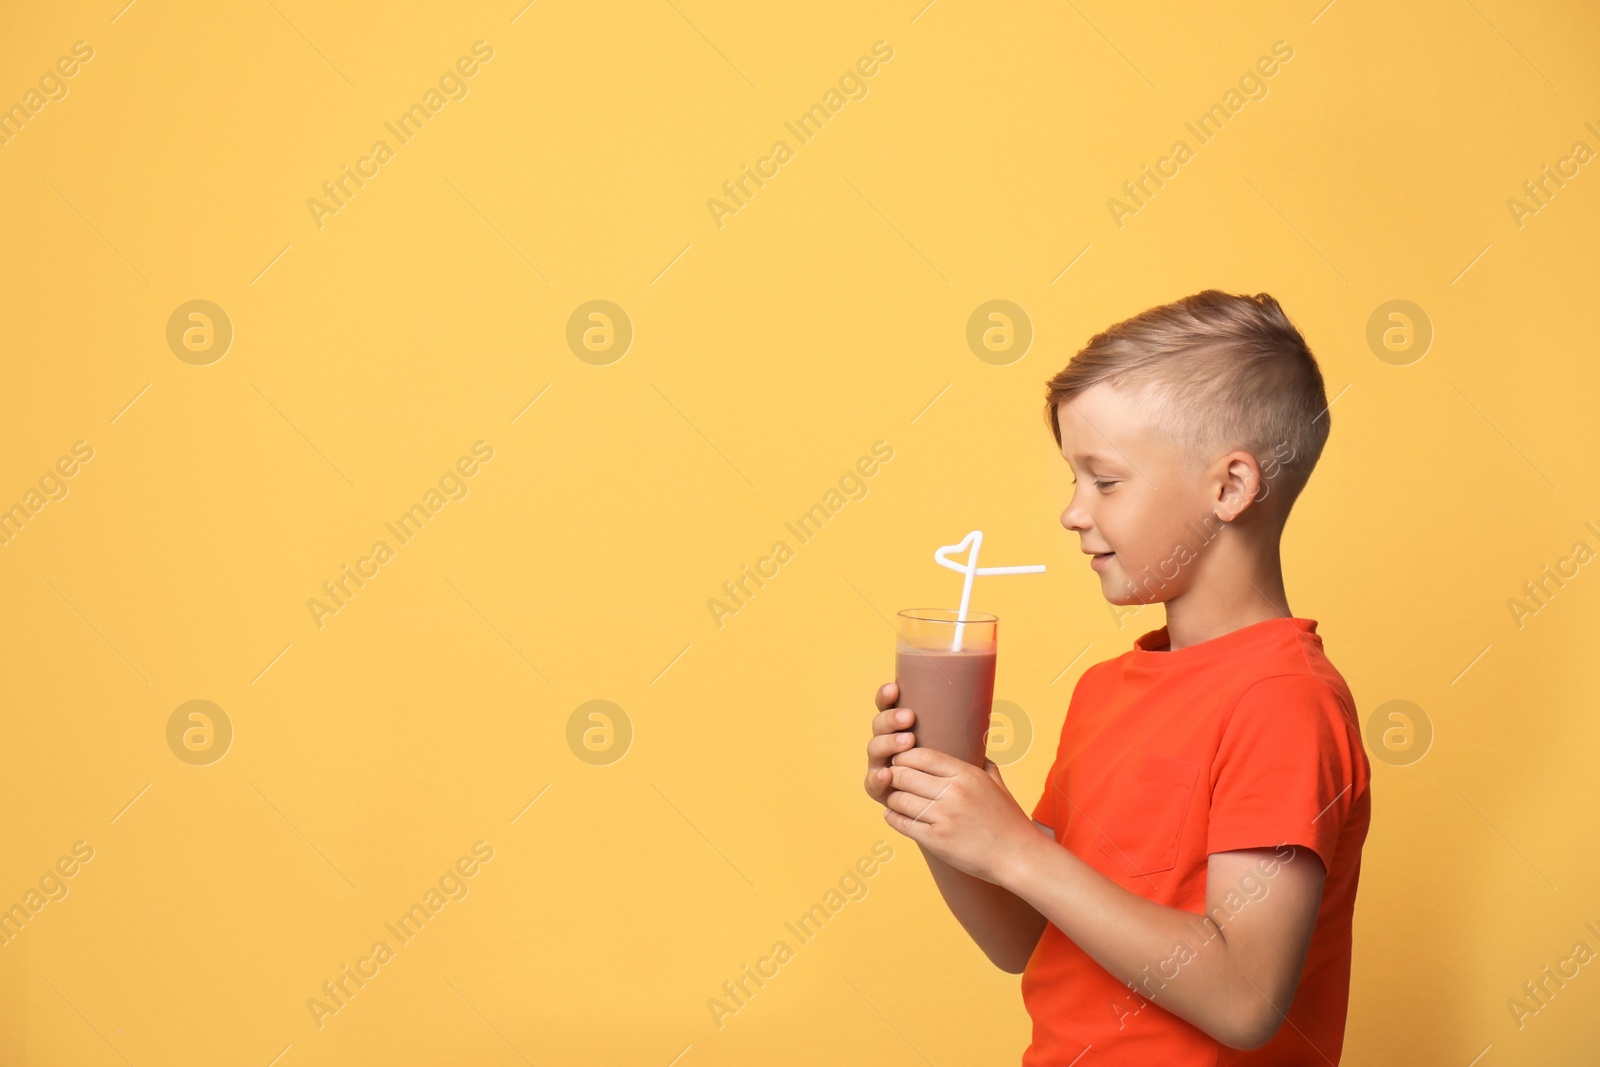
left=1043, top=289, right=1331, bottom=511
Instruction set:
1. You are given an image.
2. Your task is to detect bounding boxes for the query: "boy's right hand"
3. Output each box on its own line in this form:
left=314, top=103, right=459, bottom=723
left=865, top=681, right=917, bottom=805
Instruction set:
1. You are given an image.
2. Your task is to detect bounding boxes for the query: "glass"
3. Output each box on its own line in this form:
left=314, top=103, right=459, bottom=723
left=894, top=609, right=998, bottom=766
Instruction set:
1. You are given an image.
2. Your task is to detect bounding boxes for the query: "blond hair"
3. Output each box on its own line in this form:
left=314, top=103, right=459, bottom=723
left=1043, top=289, right=1330, bottom=510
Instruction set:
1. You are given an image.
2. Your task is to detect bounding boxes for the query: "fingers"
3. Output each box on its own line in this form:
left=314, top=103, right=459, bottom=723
left=889, top=745, right=957, bottom=775
left=884, top=786, right=942, bottom=822
left=866, top=685, right=915, bottom=805
left=864, top=731, right=914, bottom=803
left=884, top=762, right=948, bottom=800
left=863, top=768, right=890, bottom=803
left=872, top=706, right=915, bottom=736
left=882, top=807, right=923, bottom=839
left=868, top=730, right=915, bottom=765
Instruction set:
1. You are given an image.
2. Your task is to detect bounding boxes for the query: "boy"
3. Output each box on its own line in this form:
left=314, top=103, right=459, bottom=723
left=864, top=290, right=1371, bottom=1064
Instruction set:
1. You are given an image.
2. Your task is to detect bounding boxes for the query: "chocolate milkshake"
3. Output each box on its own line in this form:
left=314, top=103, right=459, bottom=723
left=895, top=645, right=998, bottom=766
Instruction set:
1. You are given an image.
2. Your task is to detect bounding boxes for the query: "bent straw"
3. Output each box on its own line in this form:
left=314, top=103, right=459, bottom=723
left=933, top=530, right=1046, bottom=651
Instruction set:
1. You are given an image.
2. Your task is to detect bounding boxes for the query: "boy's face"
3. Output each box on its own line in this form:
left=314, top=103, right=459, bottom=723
left=1055, top=384, right=1222, bottom=605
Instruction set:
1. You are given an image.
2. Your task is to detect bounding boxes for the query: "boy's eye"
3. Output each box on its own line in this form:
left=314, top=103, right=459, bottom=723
left=1094, top=480, right=1117, bottom=491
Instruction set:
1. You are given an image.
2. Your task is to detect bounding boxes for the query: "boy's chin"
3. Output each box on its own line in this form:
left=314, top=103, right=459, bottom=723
left=1097, top=572, right=1169, bottom=607
left=1102, top=591, right=1160, bottom=607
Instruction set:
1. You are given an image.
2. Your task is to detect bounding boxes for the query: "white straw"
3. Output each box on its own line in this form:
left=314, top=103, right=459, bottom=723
left=953, top=533, right=981, bottom=651
left=932, top=530, right=1046, bottom=651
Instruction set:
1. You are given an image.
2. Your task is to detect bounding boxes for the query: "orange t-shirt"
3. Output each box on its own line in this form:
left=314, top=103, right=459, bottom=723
left=1023, top=616, right=1371, bottom=1065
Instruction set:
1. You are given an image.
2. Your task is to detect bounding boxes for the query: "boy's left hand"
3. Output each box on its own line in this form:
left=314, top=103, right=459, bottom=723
left=883, top=746, right=1040, bottom=884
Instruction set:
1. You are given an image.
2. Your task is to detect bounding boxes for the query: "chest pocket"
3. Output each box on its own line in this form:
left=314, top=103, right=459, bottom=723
left=1090, top=751, right=1200, bottom=878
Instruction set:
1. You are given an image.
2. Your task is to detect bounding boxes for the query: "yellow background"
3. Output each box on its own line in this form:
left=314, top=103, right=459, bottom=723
left=2, top=0, right=1598, bottom=1063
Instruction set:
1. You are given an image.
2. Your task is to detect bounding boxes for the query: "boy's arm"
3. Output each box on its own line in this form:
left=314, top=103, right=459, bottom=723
left=883, top=753, right=1325, bottom=1046
left=909, top=819, right=1057, bottom=974
left=1000, top=837, right=1325, bottom=1050
left=865, top=683, right=1049, bottom=972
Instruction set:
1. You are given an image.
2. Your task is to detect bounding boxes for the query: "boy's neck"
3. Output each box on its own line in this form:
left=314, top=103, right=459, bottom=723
left=1158, top=531, right=1291, bottom=652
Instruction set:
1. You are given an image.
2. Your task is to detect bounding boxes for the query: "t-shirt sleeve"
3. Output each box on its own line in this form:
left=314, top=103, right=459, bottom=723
left=1207, top=673, right=1362, bottom=873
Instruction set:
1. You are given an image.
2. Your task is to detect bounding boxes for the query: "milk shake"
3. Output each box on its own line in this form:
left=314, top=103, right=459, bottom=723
left=894, top=609, right=999, bottom=767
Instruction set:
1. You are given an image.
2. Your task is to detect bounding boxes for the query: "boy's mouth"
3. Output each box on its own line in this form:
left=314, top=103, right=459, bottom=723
left=1086, top=550, right=1115, bottom=571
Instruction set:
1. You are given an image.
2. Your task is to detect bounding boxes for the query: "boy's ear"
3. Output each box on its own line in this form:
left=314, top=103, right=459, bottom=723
left=1211, top=450, right=1264, bottom=522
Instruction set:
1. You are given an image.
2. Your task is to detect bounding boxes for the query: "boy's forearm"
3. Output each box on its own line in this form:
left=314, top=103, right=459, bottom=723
left=917, top=843, right=1048, bottom=973
left=997, top=835, right=1265, bottom=1048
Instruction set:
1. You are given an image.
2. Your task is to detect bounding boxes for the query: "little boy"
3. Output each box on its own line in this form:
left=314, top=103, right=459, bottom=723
left=864, top=290, right=1370, bottom=1064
